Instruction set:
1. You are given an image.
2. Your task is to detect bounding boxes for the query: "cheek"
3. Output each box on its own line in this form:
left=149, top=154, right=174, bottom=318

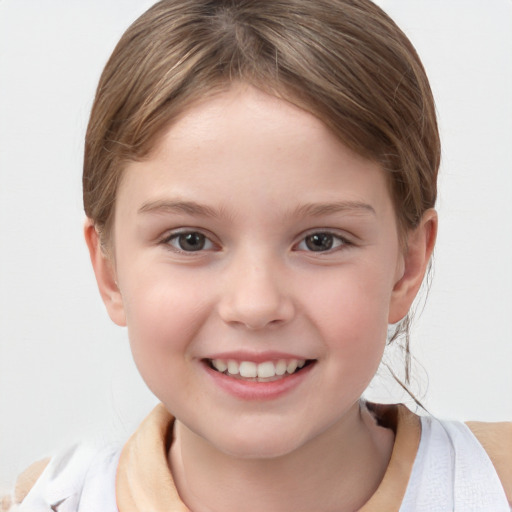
left=304, top=264, right=394, bottom=379
left=308, top=264, right=395, bottom=337
left=119, top=270, right=208, bottom=379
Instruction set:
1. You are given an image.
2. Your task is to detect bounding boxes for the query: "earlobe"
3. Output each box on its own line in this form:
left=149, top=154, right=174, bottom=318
left=388, top=209, right=438, bottom=324
left=84, top=219, right=127, bottom=327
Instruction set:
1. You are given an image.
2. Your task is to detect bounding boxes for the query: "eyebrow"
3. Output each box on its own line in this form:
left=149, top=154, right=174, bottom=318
left=138, top=199, right=376, bottom=219
left=292, top=201, right=376, bottom=218
left=138, top=200, right=221, bottom=217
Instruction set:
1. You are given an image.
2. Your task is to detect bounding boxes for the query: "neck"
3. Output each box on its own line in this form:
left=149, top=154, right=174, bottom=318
left=168, top=402, right=394, bottom=512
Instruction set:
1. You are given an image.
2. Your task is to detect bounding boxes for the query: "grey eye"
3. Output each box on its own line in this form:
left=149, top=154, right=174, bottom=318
left=304, top=233, right=334, bottom=251
left=297, top=232, right=349, bottom=252
left=172, top=232, right=208, bottom=251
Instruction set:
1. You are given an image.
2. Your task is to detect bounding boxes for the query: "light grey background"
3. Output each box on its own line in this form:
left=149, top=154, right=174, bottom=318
left=1, top=0, right=511, bottom=488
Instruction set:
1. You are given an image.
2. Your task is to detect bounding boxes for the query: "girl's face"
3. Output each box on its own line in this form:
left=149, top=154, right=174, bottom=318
left=92, top=84, right=429, bottom=458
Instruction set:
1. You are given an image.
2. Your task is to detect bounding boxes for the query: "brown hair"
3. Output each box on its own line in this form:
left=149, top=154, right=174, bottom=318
left=83, top=0, right=440, bottom=383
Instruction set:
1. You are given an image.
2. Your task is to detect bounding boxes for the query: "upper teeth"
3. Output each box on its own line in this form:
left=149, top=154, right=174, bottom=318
left=212, top=359, right=306, bottom=378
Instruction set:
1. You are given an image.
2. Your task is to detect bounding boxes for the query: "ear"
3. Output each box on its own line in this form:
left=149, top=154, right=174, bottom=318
left=84, top=219, right=126, bottom=326
left=388, top=209, right=438, bottom=324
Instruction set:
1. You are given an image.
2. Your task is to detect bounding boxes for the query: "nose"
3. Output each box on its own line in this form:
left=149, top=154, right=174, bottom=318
left=218, top=251, right=295, bottom=330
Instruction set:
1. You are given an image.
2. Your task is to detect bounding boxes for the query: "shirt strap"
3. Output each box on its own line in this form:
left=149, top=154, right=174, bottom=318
left=466, top=421, right=512, bottom=506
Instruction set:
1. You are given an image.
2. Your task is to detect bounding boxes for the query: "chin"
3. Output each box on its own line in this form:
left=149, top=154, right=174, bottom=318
left=209, top=425, right=308, bottom=460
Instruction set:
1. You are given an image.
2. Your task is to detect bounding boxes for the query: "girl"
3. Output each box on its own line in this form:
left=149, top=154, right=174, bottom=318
left=4, top=1, right=511, bottom=510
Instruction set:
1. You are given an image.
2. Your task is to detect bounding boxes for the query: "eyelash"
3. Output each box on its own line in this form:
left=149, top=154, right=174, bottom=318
left=294, top=231, right=351, bottom=253
left=161, top=230, right=216, bottom=254
left=160, top=229, right=352, bottom=255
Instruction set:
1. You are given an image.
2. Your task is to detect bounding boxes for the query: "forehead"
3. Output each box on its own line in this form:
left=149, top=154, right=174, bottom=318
left=117, top=84, right=395, bottom=224
left=150, top=84, right=335, bottom=161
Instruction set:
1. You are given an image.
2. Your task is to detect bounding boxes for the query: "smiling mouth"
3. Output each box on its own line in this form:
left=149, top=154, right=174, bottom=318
left=205, top=358, right=315, bottom=382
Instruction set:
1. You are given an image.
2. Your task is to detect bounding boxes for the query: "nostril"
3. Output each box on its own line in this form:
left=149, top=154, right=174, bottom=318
left=217, top=269, right=295, bottom=329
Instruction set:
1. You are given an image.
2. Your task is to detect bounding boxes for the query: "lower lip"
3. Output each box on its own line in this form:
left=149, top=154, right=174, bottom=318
left=203, top=362, right=315, bottom=401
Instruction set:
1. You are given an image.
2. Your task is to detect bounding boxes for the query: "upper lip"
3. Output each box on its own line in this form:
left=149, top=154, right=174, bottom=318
left=202, top=351, right=314, bottom=363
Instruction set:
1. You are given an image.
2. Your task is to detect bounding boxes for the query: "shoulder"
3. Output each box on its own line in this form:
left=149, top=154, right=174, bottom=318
left=1, top=458, right=50, bottom=511
left=13, top=458, right=51, bottom=505
left=6, top=443, right=120, bottom=512
left=398, top=413, right=511, bottom=511
left=466, top=420, right=512, bottom=506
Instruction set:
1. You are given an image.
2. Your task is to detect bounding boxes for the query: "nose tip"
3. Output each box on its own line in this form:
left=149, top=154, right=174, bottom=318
left=240, top=314, right=289, bottom=331
left=218, top=264, right=295, bottom=330
left=220, top=290, right=295, bottom=330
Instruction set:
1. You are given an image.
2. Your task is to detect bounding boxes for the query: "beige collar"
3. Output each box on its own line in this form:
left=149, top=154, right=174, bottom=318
left=116, top=403, right=421, bottom=512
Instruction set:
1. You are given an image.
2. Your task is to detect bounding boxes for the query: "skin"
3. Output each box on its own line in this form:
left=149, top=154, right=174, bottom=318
left=86, top=84, right=437, bottom=511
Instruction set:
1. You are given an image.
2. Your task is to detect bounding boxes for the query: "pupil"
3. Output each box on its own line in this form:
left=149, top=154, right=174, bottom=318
left=306, top=233, right=333, bottom=251
left=179, top=233, right=205, bottom=251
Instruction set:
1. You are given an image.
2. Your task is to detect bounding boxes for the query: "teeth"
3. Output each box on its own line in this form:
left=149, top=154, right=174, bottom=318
left=257, top=361, right=276, bottom=378
left=239, top=361, right=257, bottom=378
left=227, top=360, right=239, bottom=375
left=212, top=359, right=227, bottom=372
left=275, top=360, right=287, bottom=375
left=287, top=360, right=298, bottom=374
left=211, top=358, right=308, bottom=379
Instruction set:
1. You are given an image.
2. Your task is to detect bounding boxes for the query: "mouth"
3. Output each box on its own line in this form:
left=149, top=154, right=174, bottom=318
left=204, top=358, right=315, bottom=382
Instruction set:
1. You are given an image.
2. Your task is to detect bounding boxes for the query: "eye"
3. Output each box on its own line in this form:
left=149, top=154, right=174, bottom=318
left=165, top=231, right=214, bottom=252
left=297, top=232, right=348, bottom=252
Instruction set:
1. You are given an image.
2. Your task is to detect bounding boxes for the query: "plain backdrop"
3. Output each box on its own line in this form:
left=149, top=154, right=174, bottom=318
left=1, top=0, right=511, bottom=488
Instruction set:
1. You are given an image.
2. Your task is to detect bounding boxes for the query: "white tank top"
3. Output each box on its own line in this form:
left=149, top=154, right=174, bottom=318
left=19, top=417, right=510, bottom=511
left=400, top=415, right=510, bottom=511
left=19, top=444, right=119, bottom=512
